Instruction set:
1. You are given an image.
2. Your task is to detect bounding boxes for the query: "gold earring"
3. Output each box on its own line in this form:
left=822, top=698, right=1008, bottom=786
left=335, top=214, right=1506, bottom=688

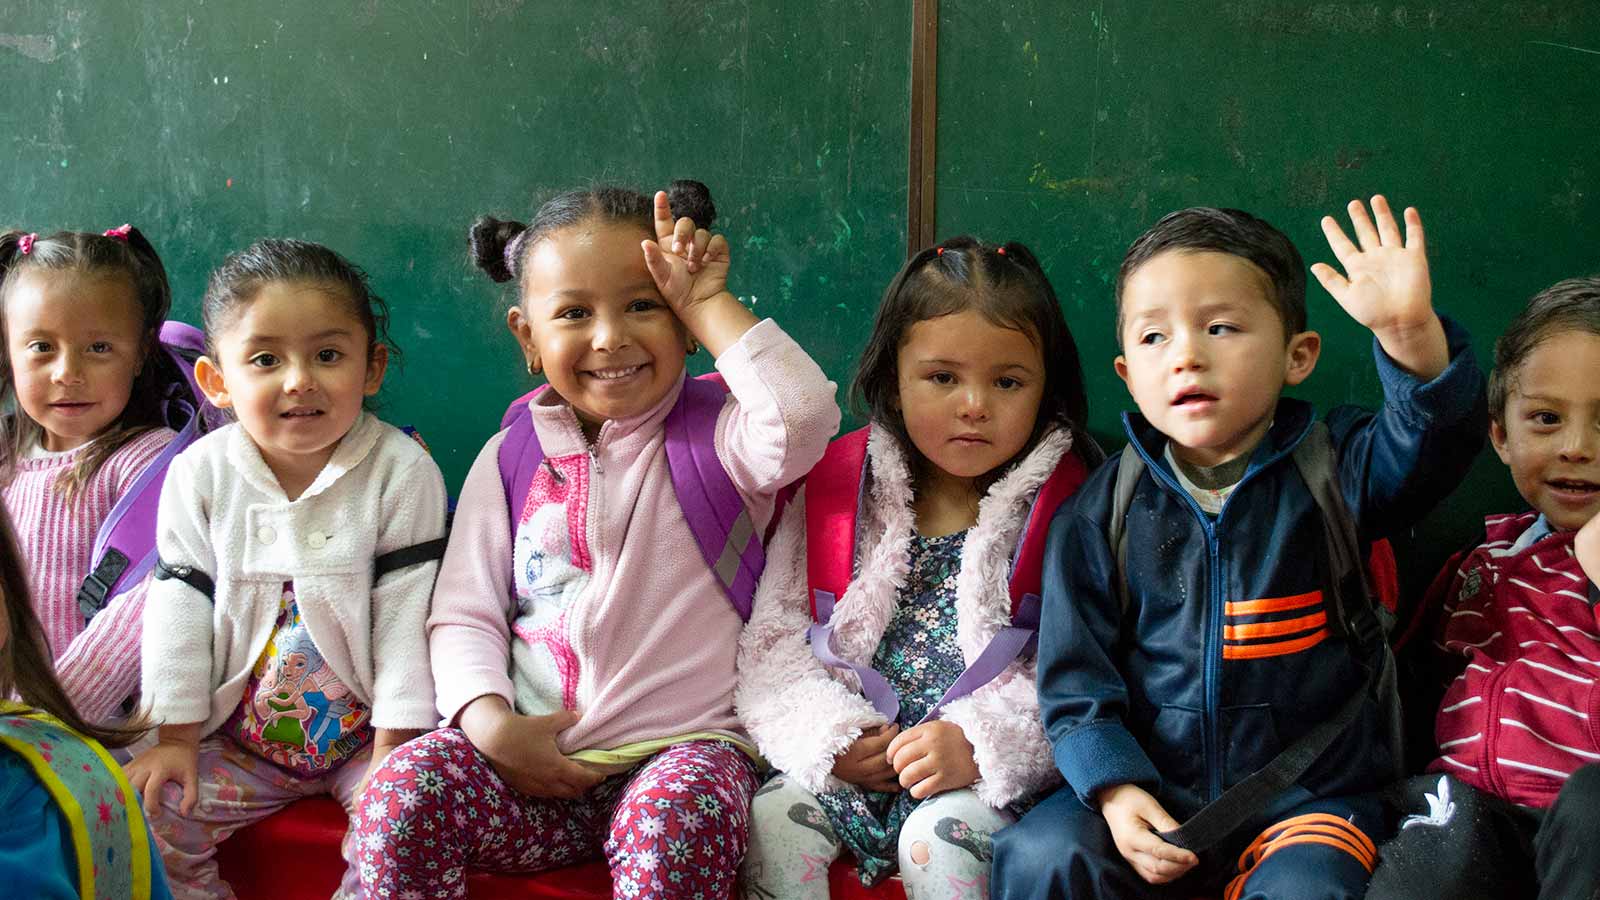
left=527, top=359, right=542, bottom=376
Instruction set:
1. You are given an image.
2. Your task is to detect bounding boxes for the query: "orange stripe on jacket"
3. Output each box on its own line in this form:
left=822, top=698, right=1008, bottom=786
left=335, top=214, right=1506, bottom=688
left=1225, top=590, right=1322, bottom=617
left=1224, top=611, right=1328, bottom=640
left=1222, top=628, right=1329, bottom=660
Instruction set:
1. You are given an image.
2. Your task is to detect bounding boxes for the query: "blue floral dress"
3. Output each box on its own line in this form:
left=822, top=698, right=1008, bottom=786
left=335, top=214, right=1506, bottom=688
left=817, top=529, right=968, bottom=885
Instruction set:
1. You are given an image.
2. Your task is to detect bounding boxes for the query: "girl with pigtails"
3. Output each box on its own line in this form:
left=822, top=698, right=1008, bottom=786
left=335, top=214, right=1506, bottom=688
left=351, top=180, right=840, bottom=899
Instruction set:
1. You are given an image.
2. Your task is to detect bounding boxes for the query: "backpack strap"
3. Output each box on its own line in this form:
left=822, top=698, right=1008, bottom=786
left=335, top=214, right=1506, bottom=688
left=497, top=389, right=547, bottom=539
left=154, top=558, right=216, bottom=600
left=76, top=410, right=204, bottom=622
left=803, top=428, right=896, bottom=717
left=77, top=322, right=219, bottom=623
left=664, top=376, right=763, bottom=622
left=807, top=432, right=1084, bottom=724
left=1106, top=443, right=1146, bottom=615
left=374, top=538, right=449, bottom=581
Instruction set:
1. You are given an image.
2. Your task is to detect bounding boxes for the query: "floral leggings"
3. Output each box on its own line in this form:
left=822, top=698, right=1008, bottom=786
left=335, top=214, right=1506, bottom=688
left=351, top=728, right=760, bottom=899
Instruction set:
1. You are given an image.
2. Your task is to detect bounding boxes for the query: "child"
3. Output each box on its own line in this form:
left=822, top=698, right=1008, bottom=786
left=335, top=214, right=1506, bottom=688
left=992, top=197, right=1487, bottom=899
left=125, top=239, right=448, bottom=899
left=736, top=237, right=1096, bottom=898
left=349, top=181, right=840, bottom=899
left=0, top=227, right=180, bottom=724
left=1365, top=277, right=1600, bottom=900
left=0, top=504, right=174, bottom=899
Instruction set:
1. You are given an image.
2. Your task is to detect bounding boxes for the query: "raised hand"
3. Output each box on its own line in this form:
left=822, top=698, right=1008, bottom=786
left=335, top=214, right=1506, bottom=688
left=1312, top=195, right=1448, bottom=379
left=640, top=190, right=731, bottom=318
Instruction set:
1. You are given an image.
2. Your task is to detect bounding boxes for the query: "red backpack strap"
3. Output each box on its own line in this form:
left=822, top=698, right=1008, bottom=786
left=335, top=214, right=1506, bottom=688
left=805, top=428, right=870, bottom=622
left=1366, top=538, right=1400, bottom=618
left=1007, top=450, right=1089, bottom=620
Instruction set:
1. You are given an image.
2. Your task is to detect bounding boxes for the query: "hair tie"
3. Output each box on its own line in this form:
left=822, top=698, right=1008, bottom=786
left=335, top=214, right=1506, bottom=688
left=17, top=233, right=36, bottom=255
left=996, top=246, right=1007, bottom=256
left=103, top=224, right=132, bottom=242
left=935, top=247, right=945, bottom=256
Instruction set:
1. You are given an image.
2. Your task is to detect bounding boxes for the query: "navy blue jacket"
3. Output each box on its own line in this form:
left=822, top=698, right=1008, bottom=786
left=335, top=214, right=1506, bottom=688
left=1039, top=320, right=1486, bottom=819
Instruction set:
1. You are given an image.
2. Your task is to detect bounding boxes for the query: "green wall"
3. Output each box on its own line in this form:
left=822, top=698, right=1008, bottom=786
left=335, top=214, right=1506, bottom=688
left=5, top=1, right=1599, bottom=575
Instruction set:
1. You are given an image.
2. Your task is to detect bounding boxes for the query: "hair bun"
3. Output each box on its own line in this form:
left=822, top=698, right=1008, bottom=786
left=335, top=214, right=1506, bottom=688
left=469, top=215, right=529, bottom=283
left=666, top=180, right=716, bottom=230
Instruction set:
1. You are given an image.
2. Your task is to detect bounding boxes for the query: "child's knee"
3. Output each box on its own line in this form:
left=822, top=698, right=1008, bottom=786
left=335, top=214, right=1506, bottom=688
left=898, top=790, right=999, bottom=875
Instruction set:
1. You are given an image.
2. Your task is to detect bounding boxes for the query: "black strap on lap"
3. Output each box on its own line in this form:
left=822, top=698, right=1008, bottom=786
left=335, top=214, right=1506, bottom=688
left=373, top=538, right=448, bottom=581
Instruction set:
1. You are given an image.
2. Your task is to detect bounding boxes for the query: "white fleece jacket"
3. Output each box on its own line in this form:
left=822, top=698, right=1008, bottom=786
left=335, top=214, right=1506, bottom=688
left=142, top=413, right=447, bottom=735
left=736, top=422, right=1074, bottom=808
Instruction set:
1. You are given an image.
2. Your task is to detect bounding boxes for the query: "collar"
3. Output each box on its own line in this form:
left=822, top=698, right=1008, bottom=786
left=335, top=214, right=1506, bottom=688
left=527, top=371, right=688, bottom=459
left=1121, top=397, right=1316, bottom=482
left=225, top=411, right=382, bottom=503
left=1509, top=513, right=1558, bottom=553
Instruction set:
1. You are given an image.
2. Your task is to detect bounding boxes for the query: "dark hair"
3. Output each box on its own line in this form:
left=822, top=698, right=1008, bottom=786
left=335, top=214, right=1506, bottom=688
left=468, top=180, right=716, bottom=285
left=853, top=236, right=1095, bottom=486
left=201, top=238, right=395, bottom=366
left=1115, top=207, right=1307, bottom=346
left=1489, top=276, right=1600, bottom=423
left=0, top=504, right=147, bottom=748
left=0, top=227, right=179, bottom=498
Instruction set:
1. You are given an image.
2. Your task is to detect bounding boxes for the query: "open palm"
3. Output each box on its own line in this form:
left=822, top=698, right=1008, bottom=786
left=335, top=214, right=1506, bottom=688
left=1311, top=195, right=1432, bottom=333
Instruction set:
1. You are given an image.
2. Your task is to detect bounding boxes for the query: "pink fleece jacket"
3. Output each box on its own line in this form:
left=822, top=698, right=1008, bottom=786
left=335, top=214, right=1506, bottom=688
left=428, top=319, right=839, bottom=755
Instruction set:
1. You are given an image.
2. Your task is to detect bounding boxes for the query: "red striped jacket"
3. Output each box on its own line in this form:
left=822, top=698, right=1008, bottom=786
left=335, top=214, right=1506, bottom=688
left=1429, top=512, right=1600, bottom=808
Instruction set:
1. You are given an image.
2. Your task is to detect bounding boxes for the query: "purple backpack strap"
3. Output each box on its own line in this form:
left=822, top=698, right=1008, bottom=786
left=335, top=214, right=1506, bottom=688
left=664, top=376, right=763, bottom=622
left=497, top=390, right=547, bottom=539
left=808, top=591, right=903, bottom=722
left=77, top=322, right=216, bottom=622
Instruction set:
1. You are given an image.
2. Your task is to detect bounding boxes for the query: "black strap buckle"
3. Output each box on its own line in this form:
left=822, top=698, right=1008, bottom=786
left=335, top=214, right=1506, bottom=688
left=155, top=558, right=216, bottom=601
left=76, top=549, right=130, bottom=621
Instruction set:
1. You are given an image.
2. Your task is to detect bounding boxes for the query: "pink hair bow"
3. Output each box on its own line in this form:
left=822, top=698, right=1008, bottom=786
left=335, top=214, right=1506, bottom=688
left=17, top=233, right=36, bottom=255
left=103, top=224, right=132, bottom=242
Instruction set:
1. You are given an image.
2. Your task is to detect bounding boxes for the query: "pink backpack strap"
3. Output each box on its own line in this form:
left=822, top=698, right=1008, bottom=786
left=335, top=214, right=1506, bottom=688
left=804, top=428, right=871, bottom=621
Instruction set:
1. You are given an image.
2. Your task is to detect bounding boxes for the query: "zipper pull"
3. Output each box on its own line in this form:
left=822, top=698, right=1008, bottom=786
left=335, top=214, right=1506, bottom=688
left=588, top=445, right=603, bottom=474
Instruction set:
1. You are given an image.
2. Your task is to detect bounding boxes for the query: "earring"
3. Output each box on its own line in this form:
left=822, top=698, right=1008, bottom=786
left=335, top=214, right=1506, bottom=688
left=527, top=359, right=542, bottom=376
left=686, top=338, right=700, bottom=356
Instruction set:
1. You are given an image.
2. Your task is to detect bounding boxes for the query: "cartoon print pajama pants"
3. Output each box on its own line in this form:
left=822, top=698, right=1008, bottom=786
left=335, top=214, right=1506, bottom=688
left=145, top=735, right=371, bottom=900
left=739, top=773, right=1011, bottom=899
left=350, top=729, right=760, bottom=899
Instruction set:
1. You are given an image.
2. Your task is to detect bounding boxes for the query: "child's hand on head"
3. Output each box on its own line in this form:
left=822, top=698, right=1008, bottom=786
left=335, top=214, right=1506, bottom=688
left=126, top=724, right=203, bottom=817
left=830, top=723, right=902, bottom=793
left=1096, top=783, right=1198, bottom=884
left=886, top=719, right=980, bottom=799
left=641, top=190, right=731, bottom=318
left=1312, top=195, right=1448, bottom=379
left=1575, top=513, right=1600, bottom=586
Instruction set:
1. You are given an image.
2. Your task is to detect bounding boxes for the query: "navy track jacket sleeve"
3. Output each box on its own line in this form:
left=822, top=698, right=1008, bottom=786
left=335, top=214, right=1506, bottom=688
left=1037, top=488, right=1163, bottom=808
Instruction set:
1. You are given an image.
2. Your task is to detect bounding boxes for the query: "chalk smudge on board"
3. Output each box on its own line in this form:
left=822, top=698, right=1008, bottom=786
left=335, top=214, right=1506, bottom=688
left=1528, top=40, right=1600, bottom=57
left=0, top=33, right=58, bottom=62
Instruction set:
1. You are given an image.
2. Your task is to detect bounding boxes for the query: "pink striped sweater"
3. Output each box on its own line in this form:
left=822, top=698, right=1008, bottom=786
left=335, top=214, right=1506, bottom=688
left=2, top=427, right=176, bottom=723
left=1429, top=511, right=1600, bottom=808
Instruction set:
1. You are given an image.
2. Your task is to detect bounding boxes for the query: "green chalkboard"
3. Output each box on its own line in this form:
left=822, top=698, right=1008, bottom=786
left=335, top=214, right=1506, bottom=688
left=934, top=1, right=1600, bottom=575
left=0, top=1, right=910, bottom=488
left=5, top=1, right=1599, bottom=581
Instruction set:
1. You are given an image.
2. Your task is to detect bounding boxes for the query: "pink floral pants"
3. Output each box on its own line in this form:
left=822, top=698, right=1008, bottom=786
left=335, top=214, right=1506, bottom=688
left=351, top=729, right=760, bottom=899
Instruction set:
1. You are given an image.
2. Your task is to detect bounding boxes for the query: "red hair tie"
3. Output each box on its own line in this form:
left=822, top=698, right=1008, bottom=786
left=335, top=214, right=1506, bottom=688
left=17, top=233, right=36, bottom=255
left=935, top=247, right=945, bottom=256
left=103, top=224, right=132, bottom=242
left=996, top=246, right=1007, bottom=256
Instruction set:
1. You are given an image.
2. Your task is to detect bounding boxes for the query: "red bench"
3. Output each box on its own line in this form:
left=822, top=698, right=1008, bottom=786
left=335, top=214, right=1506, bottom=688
left=216, top=797, right=907, bottom=899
